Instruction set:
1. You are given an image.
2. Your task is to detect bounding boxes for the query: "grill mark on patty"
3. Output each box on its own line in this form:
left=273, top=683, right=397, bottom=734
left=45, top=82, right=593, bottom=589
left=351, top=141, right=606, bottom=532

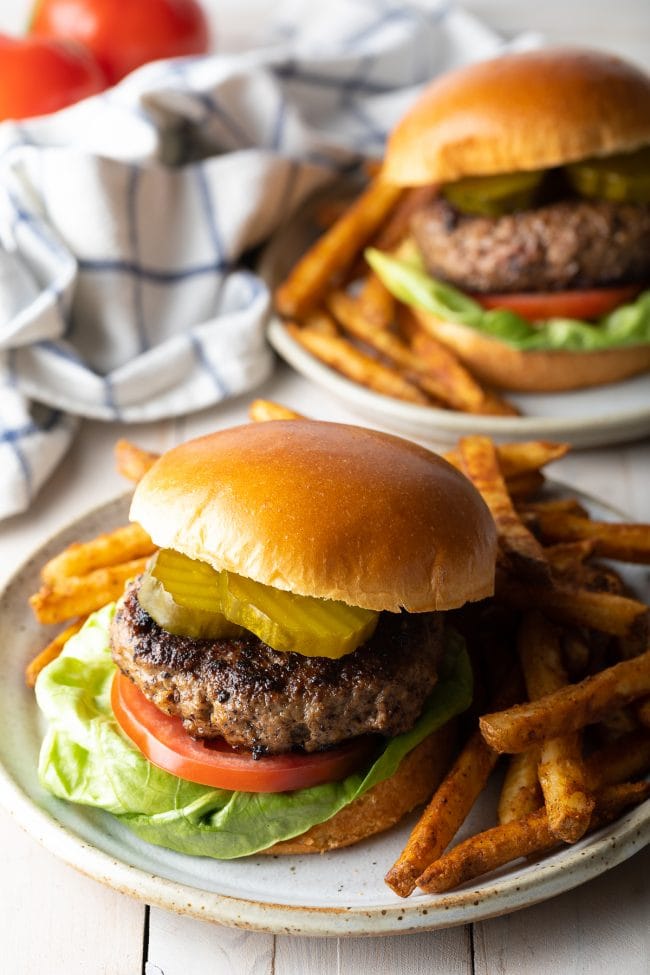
left=412, top=197, right=650, bottom=294
left=111, top=580, right=444, bottom=755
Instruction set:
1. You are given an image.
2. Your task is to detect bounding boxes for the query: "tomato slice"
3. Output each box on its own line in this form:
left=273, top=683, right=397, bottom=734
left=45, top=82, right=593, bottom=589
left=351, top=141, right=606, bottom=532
left=472, top=284, right=644, bottom=323
left=111, top=671, right=377, bottom=793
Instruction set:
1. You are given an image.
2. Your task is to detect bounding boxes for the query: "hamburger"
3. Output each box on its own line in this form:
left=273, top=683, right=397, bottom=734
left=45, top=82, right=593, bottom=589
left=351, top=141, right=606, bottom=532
left=36, top=420, right=496, bottom=858
left=366, top=48, right=650, bottom=392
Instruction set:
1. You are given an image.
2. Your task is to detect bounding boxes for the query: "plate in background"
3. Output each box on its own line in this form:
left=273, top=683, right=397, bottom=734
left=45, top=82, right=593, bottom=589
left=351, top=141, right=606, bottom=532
left=263, top=194, right=650, bottom=448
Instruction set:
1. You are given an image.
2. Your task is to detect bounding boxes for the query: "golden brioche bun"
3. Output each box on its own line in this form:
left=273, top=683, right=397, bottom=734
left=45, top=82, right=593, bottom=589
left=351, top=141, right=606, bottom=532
left=412, top=308, right=650, bottom=392
left=382, top=48, right=650, bottom=186
left=265, top=721, right=456, bottom=854
left=130, top=420, right=497, bottom=613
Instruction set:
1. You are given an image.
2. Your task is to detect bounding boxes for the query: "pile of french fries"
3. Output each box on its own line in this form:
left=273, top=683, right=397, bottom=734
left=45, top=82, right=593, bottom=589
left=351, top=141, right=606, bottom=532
left=274, top=178, right=519, bottom=416
left=26, top=401, right=650, bottom=898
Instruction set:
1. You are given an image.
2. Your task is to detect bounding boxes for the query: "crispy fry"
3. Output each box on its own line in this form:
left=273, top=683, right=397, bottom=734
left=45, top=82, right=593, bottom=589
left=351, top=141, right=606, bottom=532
left=275, top=179, right=403, bottom=318
left=248, top=400, right=304, bottom=422
left=405, top=321, right=518, bottom=416
left=371, top=186, right=438, bottom=251
left=533, top=511, right=650, bottom=564
left=416, top=781, right=650, bottom=893
left=459, top=436, right=550, bottom=582
left=356, top=272, right=395, bottom=329
left=519, top=497, right=589, bottom=518
left=518, top=611, right=594, bottom=841
left=543, top=540, right=597, bottom=576
left=25, top=617, right=88, bottom=687
left=480, top=649, right=650, bottom=754
left=446, top=441, right=569, bottom=480
left=637, top=696, right=650, bottom=729
left=384, top=730, right=498, bottom=898
left=303, top=308, right=340, bottom=335
left=561, top=630, right=592, bottom=680
left=114, top=439, right=160, bottom=483
left=496, top=572, right=648, bottom=641
left=30, top=557, right=149, bottom=625
left=498, top=749, right=542, bottom=825
left=504, top=471, right=545, bottom=501
left=286, top=322, right=431, bottom=404
left=585, top=730, right=650, bottom=789
left=41, top=523, right=156, bottom=584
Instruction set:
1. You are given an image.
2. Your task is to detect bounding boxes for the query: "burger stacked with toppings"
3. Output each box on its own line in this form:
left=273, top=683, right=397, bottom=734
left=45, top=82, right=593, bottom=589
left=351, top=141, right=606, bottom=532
left=368, top=48, right=650, bottom=391
left=36, top=420, right=496, bottom=858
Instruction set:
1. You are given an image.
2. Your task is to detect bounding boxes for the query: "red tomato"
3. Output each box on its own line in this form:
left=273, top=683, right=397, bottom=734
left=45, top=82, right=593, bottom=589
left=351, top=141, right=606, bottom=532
left=0, top=33, right=106, bottom=121
left=32, top=0, right=210, bottom=85
left=111, top=671, right=377, bottom=793
left=473, top=284, right=643, bottom=323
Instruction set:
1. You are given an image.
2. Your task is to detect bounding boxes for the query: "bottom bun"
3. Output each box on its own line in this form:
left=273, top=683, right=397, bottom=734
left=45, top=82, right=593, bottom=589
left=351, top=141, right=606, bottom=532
left=412, top=309, right=650, bottom=392
left=263, top=721, right=457, bottom=855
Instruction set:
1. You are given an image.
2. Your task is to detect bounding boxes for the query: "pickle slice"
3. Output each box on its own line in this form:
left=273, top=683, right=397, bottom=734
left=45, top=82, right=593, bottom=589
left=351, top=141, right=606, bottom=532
left=137, top=572, right=246, bottom=640
left=148, top=549, right=379, bottom=658
left=442, top=170, right=544, bottom=216
left=566, top=146, right=650, bottom=204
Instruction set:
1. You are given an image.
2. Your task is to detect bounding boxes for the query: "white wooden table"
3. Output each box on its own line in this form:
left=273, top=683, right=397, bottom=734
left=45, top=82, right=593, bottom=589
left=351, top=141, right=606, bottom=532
left=1, top=2, right=649, bottom=972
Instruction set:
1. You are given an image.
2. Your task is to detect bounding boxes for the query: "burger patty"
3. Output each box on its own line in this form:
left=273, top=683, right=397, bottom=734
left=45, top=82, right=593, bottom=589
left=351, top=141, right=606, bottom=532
left=411, top=197, right=650, bottom=294
left=111, top=580, right=444, bottom=755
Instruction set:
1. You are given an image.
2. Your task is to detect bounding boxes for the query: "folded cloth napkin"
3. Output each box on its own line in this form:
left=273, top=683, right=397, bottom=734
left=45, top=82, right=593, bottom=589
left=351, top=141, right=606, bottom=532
left=0, top=0, right=537, bottom=518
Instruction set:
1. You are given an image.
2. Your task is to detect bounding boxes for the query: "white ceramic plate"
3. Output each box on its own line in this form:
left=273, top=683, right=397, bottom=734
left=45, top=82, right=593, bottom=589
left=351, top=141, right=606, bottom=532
left=263, top=199, right=650, bottom=448
left=0, top=494, right=648, bottom=937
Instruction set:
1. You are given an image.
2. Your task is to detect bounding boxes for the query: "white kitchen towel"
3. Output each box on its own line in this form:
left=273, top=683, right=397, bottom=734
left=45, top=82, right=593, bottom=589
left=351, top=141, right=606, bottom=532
left=0, top=0, right=537, bottom=518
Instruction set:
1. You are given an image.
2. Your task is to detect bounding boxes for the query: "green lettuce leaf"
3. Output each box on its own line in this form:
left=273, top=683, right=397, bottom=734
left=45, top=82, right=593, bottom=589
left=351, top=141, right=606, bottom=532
left=36, top=604, right=472, bottom=859
left=366, top=247, right=650, bottom=352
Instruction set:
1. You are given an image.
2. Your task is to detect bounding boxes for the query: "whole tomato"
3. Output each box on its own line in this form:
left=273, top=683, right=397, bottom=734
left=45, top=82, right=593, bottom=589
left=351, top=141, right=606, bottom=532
left=0, top=33, right=107, bottom=121
left=32, top=0, right=211, bottom=85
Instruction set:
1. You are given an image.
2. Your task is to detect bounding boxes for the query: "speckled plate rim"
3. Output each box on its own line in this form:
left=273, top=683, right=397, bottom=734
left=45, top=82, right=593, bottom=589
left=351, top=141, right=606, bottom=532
left=267, top=318, right=650, bottom=448
left=0, top=492, right=648, bottom=937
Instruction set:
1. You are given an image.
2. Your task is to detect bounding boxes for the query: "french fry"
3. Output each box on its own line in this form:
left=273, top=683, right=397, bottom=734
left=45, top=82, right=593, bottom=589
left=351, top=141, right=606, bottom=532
left=356, top=272, right=395, bottom=329
left=285, top=322, right=432, bottom=405
left=495, top=572, right=648, bottom=641
left=114, top=440, right=160, bottom=483
left=533, top=511, right=650, bottom=564
left=543, top=541, right=597, bottom=576
left=416, top=781, right=650, bottom=893
left=30, top=557, right=148, bottom=625
left=384, top=730, right=498, bottom=897
left=637, top=696, right=650, bottom=729
left=459, top=436, right=550, bottom=582
left=498, top=749, right=542, bottom=825
left=40, top=523, right=156, bottom=585
left=371, top=185, right=439, bottom=251
left=518, top=611, right=594, bottom=842
left=404, top=320, right=518, bottom=416
left=504, top=471, right=546, bottom=501
left=561, top=630, right=592, bottom=680
left=519, top=497, right=589, bottom=518
left=275, top=179, right=403, bottom=318
left=302, top=308, right=340, bottom=335
left=25, top=617, right=88, bottom=688
left=480, top=649, right=650, bottom=754
left=248, top=400, right=304, bottom=422
left=445, top=441, right=569, bottom=480
left=585, top=730, right=650, bottom=789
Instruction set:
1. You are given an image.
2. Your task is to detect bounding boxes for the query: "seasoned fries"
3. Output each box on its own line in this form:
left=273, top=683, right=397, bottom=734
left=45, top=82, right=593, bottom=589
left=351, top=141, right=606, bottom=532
left=41, top=523, right=156, bottom=584
left=518, top=611, right=594, bottom=842
left=416, top=782, right=650, bottom=893
left=385, top=730, right=498, bottom=897
left=25, top=616, right=88, bottom=687
left=114, top=439, right=160, bottom=483
left=532, top=511, right=650, bottom=564
left=275, top=178, right=403, bottom=318
left=30, top=557, right=149, bottom=625
left=498, top=749, right=542, bottom=825
left=459, top=436, right=549, bottom=582
left=248, top=399, right=304, bottom=422
left=480, top=650, right=650, bottom=753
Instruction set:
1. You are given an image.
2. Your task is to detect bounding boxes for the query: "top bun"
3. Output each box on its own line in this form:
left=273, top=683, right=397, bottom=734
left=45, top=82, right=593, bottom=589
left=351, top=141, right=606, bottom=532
left=382, top=48, right=650, bottom=186
left=130, top=420, right=496, bottom=613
